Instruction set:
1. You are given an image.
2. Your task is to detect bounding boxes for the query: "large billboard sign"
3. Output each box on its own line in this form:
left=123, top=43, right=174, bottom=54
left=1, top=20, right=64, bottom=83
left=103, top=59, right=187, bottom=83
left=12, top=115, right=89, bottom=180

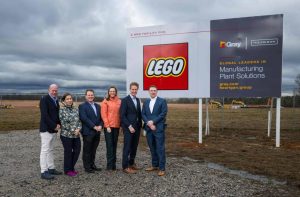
left=127, top=14, right=283, bottom=98
left=210, top=14, right=283, bottom=97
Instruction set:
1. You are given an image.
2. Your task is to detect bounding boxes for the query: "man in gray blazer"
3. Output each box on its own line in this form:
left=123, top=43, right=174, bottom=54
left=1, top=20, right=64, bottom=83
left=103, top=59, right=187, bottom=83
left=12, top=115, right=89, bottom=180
left=142, top=85, right=168, bottom=176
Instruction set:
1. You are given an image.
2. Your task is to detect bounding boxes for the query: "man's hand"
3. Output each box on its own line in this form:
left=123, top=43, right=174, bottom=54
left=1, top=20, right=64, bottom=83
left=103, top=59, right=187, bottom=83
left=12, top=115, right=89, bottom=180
left=147, top=120, right=154, bottom=127
left=129, top=125, right=135, bottom=133
left=94, top=126, right=102, bottom=132
left=147, top=121, right=156, bottom=131
left=96, top=126, right=102, bottom=132
left=150, top=125, right=156, bottom=131
left=106, top=127, right=112, bottom=133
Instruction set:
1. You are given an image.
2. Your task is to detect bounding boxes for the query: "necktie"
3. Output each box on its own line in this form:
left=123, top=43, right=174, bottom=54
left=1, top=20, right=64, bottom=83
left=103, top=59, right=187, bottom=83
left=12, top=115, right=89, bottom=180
left=132, top=97, right=137, bottom=109
left=52, top=97, right=57, bottom=106
left=91, top=103, right=97, bottom=116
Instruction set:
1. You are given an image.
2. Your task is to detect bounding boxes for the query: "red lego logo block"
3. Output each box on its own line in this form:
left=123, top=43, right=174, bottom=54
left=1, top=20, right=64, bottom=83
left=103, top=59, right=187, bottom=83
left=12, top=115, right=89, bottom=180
left=143, top=43, right=189, bottom=90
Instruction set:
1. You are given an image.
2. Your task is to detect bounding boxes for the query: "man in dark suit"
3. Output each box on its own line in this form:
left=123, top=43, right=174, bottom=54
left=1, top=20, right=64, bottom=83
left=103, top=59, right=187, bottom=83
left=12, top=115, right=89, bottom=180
left=79, top=89, right=103, bottom=173
left=120, top=82, right=142, bottom=174
left=39, top=84, right=62, bottom=180
left=142, top=85, right=168, bottom=176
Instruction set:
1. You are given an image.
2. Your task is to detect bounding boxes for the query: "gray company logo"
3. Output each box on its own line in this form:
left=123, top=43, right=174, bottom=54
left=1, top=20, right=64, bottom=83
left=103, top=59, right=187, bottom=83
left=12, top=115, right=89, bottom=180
left=251, top=38, right=278, bottom=47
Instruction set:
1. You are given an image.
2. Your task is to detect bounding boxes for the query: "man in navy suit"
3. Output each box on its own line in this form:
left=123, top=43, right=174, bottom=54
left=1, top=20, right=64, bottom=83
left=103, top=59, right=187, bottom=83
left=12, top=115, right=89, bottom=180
left=79, top=89, right=103, bottom=173
left=39, top=84, right=62, bottom=180
left=120, top=82, right=142, bottom=174
left=142, top=85, right=168, bottom=176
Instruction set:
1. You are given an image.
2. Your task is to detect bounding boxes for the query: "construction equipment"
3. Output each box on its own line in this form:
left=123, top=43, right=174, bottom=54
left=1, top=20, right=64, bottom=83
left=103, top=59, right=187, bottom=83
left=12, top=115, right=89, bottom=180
left=0, top=104, right=14, bottom=109
left=231, top=100, right=246, bottom=108
left=209, top=100, right=222, bottom=108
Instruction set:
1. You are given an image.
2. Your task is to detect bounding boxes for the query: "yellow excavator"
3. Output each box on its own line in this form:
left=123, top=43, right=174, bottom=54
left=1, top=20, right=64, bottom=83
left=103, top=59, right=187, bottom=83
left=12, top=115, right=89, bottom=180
left=231, top=100, right=246, bottom=108
left=209, top=100, right=222, bottom=108
left=0, top=104, right=14, bottom=109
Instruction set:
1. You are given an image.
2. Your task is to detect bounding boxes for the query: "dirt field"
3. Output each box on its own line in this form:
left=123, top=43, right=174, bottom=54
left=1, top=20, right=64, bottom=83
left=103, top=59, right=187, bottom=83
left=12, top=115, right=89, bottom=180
left=1, top=100, right=299, bottom=191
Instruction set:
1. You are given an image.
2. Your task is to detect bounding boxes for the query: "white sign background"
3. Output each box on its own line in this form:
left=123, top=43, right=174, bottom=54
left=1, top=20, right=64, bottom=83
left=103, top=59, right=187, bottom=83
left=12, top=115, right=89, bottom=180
left=127, top=22, right=210, bottom=98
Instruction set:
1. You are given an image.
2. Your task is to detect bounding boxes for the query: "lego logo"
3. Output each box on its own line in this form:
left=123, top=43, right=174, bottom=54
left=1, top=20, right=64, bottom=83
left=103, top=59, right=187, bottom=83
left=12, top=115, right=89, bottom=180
left=143, top=43, right=188, bottom=90
left=145, top=57, right=186, bottom=77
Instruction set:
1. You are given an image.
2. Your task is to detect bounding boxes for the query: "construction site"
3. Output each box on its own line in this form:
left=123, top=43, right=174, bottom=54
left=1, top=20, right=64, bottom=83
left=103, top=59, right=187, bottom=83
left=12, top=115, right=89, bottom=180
left=208, top=97, right=299, bottom=109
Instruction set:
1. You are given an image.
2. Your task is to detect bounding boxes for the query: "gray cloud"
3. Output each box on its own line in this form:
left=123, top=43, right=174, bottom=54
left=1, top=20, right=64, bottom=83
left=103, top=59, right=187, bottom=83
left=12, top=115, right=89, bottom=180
left=0, top=0, right=299, bottom=95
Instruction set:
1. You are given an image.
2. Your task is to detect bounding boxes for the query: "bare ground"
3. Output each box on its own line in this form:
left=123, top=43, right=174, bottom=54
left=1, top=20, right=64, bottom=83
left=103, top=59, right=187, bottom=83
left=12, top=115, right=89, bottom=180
left=0, top=101, right=300, bottom=195
left=0, top=130, right=300, bottom=196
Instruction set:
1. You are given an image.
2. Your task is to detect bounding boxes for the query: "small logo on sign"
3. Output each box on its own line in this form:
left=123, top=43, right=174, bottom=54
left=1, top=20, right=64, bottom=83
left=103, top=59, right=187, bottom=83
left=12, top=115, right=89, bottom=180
left=219, top=41, right=241, bottom=48
left=251, top=38, right=278, bottom=46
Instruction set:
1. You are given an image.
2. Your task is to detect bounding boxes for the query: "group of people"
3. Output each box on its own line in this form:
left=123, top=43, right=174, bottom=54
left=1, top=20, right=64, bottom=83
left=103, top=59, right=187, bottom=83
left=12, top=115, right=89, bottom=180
left=39, top=82, right=168, bottom=180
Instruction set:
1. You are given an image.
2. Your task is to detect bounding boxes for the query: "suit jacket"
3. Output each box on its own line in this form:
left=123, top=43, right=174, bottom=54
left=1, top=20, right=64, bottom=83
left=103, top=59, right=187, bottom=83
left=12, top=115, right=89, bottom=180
left=120, top=95, right=142, bottom=130
left=142, top=97, right=168, bottom=132
left=79, top=101, right=103, bottom=136
left=39, top=94, right=60, bottom=133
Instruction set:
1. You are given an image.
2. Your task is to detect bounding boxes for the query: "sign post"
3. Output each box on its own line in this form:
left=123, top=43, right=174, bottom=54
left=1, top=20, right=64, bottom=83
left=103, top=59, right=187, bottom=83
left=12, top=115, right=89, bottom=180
left=205, top=98, right=210, bottom=135
left=199, top=98, right=202, bottom=143
left=276, top=98, right=281, bottom=147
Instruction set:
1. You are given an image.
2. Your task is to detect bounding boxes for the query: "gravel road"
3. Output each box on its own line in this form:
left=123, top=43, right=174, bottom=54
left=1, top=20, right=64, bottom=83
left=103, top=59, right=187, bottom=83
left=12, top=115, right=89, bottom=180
left=0, top=130, right=298, bottom=197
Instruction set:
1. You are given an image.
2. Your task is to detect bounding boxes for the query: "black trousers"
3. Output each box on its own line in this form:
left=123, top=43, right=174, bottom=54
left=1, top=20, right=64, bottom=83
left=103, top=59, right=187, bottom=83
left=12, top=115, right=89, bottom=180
left=104, top=128, right=119, bottom=170
left=60, top=135, right=81, bottom=173
left=122, top=128, right=140, bottom=169
left=82, top=133, right=100, bottom=170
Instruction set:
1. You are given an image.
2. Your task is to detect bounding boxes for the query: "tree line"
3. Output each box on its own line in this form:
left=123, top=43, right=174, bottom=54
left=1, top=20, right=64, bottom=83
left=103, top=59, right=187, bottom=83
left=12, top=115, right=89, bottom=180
left=1, top=95, right=300, bottom=107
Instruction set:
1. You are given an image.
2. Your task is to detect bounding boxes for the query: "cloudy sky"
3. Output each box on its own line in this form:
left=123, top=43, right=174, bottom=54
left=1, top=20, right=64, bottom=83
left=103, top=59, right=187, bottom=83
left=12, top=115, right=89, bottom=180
left=0, top=0, right=299, bottom=95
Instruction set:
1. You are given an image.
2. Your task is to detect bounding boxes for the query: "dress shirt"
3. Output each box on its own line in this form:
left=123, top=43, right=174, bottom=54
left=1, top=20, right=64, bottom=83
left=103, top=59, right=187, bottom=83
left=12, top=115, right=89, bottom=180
left=49, top=94, right=58, bottom=106
left=149, top=96, right=157, bottom=113
left=130, top=95, right=137, bottom=109
left=89, top=102, right=97, bottom=116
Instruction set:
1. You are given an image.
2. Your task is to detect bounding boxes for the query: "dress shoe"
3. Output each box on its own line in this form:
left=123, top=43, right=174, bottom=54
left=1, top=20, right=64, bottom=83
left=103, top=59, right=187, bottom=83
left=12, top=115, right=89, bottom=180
left=92, top=165, right=102, bottom=171
left=106, top=169, right=117, bottom=173
left=48, top=169, right=62, bottom=175
left=41, top=171, right=54, bottom=180
left=85, top=169, right=95, bottom=173
left=65, top=171, right=77, bottom=177
left=72, top=170, right=79, bottom=175
left=158, top=170, right=166, bottom=176
left=129, top=164, right=142, bottom=170
left=106, top=166, right=113, bottom=170
left=106, top=167, right=117, bottom=171
left=123, top=168, right=136, bottom=174
left=145, top=166, right=159, bottom=171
